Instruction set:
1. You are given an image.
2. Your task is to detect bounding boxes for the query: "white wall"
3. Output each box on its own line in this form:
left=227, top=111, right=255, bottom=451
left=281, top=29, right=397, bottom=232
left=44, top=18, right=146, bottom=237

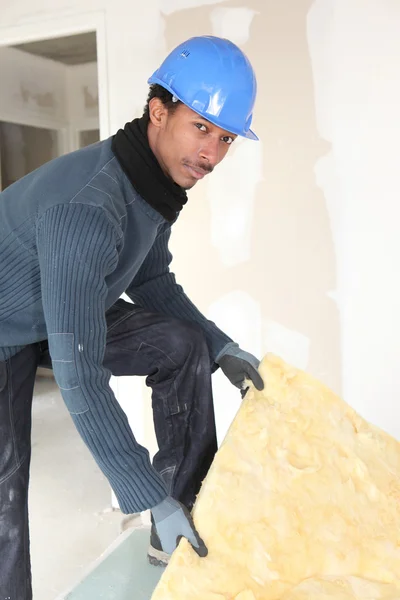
left=1, top=0, right=400, bottom=450
left=308, top=0, right=400, bottom=438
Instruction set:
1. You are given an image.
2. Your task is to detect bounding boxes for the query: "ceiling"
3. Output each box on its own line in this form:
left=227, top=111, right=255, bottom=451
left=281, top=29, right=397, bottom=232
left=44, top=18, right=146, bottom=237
left=14, top=32, right=97, bottom=65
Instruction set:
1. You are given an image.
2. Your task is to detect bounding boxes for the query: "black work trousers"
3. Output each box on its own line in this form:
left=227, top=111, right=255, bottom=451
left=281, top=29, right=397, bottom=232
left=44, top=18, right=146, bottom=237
left=0, top=299, right=218, bottom=598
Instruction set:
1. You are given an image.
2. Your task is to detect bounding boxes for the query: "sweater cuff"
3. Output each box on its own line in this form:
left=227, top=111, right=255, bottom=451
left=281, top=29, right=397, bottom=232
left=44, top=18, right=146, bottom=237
left=215, top=341, right=239, bottom=364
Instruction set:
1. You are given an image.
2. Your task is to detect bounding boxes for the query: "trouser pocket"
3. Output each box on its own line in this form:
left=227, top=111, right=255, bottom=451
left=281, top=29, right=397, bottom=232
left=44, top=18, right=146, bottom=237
left=0, top=348, right=36, bottom=484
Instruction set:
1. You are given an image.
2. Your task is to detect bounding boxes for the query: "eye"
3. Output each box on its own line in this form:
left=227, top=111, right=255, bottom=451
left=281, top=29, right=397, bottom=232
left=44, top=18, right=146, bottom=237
left=222, top=135, right=235, bottom=145
left=195, top=123, right=207, bottom=132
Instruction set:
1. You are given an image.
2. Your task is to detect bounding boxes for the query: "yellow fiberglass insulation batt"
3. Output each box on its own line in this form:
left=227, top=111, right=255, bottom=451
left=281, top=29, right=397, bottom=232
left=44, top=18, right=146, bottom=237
left=151, top=354, right=400, bottom=600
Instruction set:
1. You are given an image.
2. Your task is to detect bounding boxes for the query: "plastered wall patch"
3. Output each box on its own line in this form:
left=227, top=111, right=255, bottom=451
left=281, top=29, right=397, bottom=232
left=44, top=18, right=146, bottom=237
left=211, top=7, right=258, bottom=45
left=20, top=83, right=55, bottom=109
left=264, top=320, right=310, bottom=370
left=160, top=0, right=229, bottom=16
left=207, top=138, right=263, bottom=267
left=208, top=291, right=263, bottom=443
left=208, top=291, right=263, bottom=356
left=314, top=152, right=346, bottom=268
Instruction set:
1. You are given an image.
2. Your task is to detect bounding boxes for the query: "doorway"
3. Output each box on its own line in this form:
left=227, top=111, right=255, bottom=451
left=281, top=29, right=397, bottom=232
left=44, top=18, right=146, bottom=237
left=0, top=21, right=121, bottom=600
left=0, top=31, right=100, bottom=191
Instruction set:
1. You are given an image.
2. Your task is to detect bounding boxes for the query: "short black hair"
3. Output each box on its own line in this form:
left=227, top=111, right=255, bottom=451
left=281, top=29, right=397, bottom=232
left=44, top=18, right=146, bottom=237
left=143, top=84, right=181, bottom=119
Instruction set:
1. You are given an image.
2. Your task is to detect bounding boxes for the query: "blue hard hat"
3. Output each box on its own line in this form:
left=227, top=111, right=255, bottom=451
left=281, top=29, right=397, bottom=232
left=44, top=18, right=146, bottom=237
left=148, top=36, right=258, bottom=141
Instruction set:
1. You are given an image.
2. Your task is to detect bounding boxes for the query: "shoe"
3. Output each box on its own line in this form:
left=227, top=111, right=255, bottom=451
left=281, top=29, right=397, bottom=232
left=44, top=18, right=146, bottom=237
left=147, top=523, right=171, bottom=567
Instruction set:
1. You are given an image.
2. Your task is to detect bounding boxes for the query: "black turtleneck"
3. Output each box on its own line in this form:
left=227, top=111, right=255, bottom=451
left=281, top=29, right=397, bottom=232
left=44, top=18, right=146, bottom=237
left=112, top=116, right=188, bottom=222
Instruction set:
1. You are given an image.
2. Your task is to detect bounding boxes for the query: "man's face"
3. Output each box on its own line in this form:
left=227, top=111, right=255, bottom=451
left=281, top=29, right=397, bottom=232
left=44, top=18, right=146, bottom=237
left=147, top=99, right=237, bottom=189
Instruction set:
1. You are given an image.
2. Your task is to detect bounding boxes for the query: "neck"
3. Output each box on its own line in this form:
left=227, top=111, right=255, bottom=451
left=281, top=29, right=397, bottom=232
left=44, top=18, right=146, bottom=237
left=147, top=119, right=171, bottom=180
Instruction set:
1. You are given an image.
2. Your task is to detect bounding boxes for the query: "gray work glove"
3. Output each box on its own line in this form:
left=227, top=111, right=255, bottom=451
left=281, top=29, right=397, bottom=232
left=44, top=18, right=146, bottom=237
left=151, top=496, right=208, bottom=557
left=216, top=342, right=264, bottom=393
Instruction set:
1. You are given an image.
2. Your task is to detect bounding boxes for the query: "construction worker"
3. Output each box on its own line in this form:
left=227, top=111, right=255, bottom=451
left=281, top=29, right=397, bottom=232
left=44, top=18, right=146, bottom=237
left=0, top=35, right=263, bottom=598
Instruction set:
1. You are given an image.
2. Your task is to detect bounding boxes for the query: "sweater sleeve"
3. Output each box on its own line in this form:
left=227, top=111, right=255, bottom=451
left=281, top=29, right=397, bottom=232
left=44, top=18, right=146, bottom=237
left=36, top=203, right=167, bottom=513
left=126, top=224, right=233, bottom=363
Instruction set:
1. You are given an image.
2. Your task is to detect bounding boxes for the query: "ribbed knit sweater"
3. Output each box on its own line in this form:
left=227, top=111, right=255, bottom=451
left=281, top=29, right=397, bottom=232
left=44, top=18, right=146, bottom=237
left=0, top=138, right=232, bottom=513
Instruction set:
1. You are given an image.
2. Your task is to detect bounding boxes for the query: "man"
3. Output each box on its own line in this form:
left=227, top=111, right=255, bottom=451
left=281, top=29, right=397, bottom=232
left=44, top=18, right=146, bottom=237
left=0, top=35, right=263, bottom=597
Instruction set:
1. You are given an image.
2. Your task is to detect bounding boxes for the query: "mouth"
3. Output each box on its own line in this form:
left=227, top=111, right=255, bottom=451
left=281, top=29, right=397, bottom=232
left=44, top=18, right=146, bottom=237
left=184, top=164, right=208, bottom=180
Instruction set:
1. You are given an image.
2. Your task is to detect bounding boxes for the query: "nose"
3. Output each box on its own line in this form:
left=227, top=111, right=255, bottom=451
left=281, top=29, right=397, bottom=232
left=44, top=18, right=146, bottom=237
left=199, top=137, right=220, bottom=168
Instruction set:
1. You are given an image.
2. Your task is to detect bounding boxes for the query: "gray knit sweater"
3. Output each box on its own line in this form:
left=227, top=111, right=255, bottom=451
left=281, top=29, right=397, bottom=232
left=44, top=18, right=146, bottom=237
left=0, top=138, right=231, bottom=513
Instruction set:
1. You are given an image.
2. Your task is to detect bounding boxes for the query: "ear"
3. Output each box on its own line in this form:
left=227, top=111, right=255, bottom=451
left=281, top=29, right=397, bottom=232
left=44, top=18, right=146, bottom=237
left=148, top=97, right=168, bottom=129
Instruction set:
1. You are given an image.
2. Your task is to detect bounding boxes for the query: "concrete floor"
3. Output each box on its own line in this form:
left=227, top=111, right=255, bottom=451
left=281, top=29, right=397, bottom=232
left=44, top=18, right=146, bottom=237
left=60, top=528, right=164, bottom=600
left=30, top=375, right=140, bottom=599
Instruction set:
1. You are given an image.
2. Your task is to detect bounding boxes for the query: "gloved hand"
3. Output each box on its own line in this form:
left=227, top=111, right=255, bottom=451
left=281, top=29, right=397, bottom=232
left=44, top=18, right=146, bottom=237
left=216, top=342, right=264, bottom=392
left=151, top=496, right=208, bottom=557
